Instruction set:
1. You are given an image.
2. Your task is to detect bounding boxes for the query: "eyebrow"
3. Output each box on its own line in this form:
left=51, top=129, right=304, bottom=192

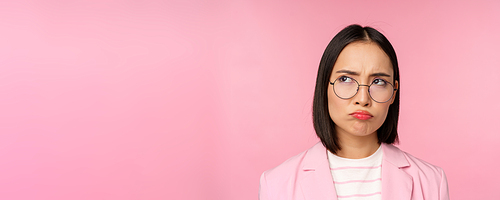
left=335, top=69, right=391, bottom=78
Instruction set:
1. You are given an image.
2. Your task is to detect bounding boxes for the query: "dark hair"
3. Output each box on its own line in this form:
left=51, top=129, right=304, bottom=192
left=312, top=24, right=400, bottom=154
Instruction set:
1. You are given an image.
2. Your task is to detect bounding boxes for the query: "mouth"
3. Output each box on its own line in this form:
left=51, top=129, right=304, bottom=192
left=350, top=110, right=373, bottom=120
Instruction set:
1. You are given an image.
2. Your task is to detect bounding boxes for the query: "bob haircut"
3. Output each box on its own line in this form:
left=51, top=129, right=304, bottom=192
left=313, top=24, right=400, bottom=154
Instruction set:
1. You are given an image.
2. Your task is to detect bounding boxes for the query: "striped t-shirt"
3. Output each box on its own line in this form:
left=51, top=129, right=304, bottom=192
left=327, top=146, right=383, bottom=200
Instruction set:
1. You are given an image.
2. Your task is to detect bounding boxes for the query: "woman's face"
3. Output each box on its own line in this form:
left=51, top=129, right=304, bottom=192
left=327, top=41, right=398, bottom=140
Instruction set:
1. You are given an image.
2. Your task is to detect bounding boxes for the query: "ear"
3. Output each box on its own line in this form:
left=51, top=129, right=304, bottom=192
left=390, top=80, right=398, bottom=105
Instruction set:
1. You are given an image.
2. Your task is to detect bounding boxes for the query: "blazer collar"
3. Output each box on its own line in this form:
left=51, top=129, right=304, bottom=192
left=300, top=142, right=337, bottom=200
left=299, top=142, right=413, bottom=200
left=380, top=143, right=413, bottom=200
left=381, top=143, right=410, bottom=168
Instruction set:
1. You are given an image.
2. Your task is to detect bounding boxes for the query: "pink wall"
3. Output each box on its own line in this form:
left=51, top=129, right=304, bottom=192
left=0, top=0, right=498, bottom=199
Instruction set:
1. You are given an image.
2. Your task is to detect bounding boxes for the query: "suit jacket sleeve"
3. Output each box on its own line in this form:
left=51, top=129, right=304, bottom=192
left=440, top=168, right=450, bottom=200
left=259, top=172, right=270, bottom=200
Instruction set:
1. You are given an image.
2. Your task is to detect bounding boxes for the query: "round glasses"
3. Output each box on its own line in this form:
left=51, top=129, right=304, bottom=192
left=330, top=76, right=397, bottom=103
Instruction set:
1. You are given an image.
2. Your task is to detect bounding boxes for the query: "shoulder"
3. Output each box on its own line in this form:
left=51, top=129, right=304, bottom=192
left=262, top=142, right=324, bottom=182
left=391, top=145, right=444, bottom=174
left=383, top=144, right=449, bottom=199
left=260, top=142, right=326, bottom=197
left=383, top=144, right=447, bottom=185
left=404, top=150, right=444, bottom=173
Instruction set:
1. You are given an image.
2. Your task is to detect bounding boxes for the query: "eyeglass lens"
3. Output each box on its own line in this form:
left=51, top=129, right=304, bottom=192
left=332, top=76, right=394, bottom=103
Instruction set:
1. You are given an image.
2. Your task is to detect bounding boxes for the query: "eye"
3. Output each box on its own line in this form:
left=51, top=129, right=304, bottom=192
left=338, top=76, right=354, bottom=83
left=372, top=78, right=387, bottom=86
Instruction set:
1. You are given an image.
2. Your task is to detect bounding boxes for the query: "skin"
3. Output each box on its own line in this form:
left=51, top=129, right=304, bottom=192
left=328, top=41, right=398, bottom=159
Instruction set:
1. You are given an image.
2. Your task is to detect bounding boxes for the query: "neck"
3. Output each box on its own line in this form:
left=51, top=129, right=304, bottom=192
left=335, top=132, right=380, bottom=159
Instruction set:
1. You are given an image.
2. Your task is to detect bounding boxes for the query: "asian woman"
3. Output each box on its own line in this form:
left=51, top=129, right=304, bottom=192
left=259, top=24, right=449, bottom=200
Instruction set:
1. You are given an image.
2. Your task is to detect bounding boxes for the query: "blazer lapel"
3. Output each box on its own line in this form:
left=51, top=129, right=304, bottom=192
left=298, top=143, right=413, bottom=200
left=299, top=143, right=337, bottom=200
left=381, top=144, right=413, bottom=200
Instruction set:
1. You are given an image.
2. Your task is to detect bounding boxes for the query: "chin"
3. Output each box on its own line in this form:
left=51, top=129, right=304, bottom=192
left=349, top=121, right=375, bottom=135
left=350, top=131, right=376, bottom=137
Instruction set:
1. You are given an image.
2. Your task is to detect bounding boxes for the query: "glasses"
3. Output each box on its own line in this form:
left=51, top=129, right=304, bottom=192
left=330, top=76, right=397, bottom=103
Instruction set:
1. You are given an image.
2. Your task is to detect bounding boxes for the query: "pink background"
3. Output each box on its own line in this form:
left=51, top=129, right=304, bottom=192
left=0, top=0, right=499, bottom=199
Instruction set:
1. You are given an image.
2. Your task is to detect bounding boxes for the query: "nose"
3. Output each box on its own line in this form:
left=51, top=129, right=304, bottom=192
left=354, top=84, right=371, bottom=106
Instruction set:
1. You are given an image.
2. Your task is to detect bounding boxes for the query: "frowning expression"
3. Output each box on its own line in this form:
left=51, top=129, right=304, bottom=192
left=327, top=41, right=398, bottom=139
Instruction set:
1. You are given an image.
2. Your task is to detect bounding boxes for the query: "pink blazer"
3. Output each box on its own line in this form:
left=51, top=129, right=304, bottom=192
left=259, top=142, right=449, bottom=200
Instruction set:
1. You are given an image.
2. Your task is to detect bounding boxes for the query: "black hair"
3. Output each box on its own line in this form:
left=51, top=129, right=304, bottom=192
left=312, top=24, right=400, bottom=154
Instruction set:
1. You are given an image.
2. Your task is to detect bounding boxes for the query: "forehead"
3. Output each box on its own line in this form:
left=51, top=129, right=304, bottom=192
left=333, top=42, right=393, bottom=76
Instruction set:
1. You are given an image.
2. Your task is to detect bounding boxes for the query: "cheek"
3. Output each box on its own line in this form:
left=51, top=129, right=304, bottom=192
left=375, top=104, right=391, bottom=124
left=327, top=89, right=343, bottom=121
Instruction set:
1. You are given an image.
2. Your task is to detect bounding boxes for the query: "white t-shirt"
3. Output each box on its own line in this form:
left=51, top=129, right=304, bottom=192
left=327, top=146, right=383, bottom=200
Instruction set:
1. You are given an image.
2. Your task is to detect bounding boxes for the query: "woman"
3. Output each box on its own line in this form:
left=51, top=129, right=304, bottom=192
left=259, top=24, right=449, bottom=200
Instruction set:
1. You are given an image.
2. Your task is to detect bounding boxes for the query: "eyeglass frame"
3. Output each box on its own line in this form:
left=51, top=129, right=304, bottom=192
left=329, top=77, right=398, bottom=103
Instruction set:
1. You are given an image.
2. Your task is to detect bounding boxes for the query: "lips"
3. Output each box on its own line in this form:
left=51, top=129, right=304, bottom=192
left=350, top=110, right=373, bottom=120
